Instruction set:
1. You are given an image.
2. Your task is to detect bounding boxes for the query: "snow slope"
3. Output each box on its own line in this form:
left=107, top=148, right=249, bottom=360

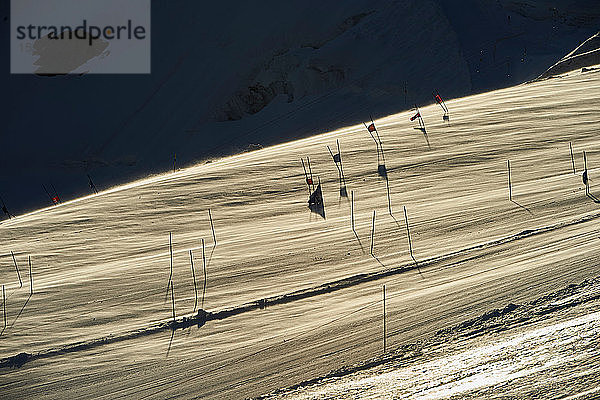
left=0, top=66, right=599, bottom=398
left=263, top=278, right=600, bottom=399
left=2, top=0, right=600, bottom=215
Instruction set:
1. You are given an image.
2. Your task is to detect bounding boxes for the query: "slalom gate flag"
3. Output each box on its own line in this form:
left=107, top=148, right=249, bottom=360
left=333, top=153, right=341, bottom=163
left=435, top=94, right=443, bottom=104
left=52, top=196, right=59, bottom=204
left=309, top=183, right=324, bottom=206
left=306, top=178, right=313, bottom=185
left=367, top=123, right=376, bottom=133
left=410, top=112, right=420, bottom=121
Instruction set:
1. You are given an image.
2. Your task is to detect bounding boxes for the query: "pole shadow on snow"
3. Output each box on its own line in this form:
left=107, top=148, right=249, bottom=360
left=206, top=245, right=216, bottom=269
left=586, top=192, right=600, bottom=204
left=9, top=294, right=32, bottom=329
left=166, top=328, right=175, bottom=358
left=353, top=231, right=365, bottom=254
left=411, top=254, right=423, bottom=277
left=371, top=254, right=385, bottom=269
left=511, top=199, right=534, bottom=215
left=388, top=204, right=402, bottom=229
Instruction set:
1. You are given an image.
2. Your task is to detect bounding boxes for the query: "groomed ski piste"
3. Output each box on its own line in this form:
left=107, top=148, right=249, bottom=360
left=1, top=66, right=600, bottom=399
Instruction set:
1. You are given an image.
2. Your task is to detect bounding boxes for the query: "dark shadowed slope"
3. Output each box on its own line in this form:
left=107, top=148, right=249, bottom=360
left=1, top=0, right=599, bottom=216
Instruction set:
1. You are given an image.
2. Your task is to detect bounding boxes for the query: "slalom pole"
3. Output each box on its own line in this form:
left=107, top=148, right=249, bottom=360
left=370, top=210, right=376, bottom=255
left=403, top=206, right=418, bottom=267
left=351, top=191, right=355, bottom=232
left=307, top=156, right=314, bottom=187
left=170, top=280, right=176, bottom=325
left=201, top=238, right=207, bottom=310
left=42, top=185, right=55, bottom=206
left=2, top=285, right=5, bottom=331
left=0, top=196, right=12, bottom=220
left=372, top=116, right=387, bottom=166
left=417, top=107, right=431, bottom=149
left=327, top=145, right=343, bottom=190
left=50, top=184, right=60, bottom=204
left=364, top=122, right=381, bottom=166
left=385, top=177, right=392, bottom=216
left=326, top=145, right=335, bottom=161
left=165, top=232, right=173, bottom=301
left=190, top=250, right=198, bottom=313
left=301, top=158, right=311, bottom=196
left=569, top=142, right=576, bottom=174
left=584, top=151, right=589, bottom=196
left=383, top=284, right=386, bottom=353
left=10, top=251, right=22, bottom=288
left=169, top=232, right=173, bottom=281
left=28, top=256, right=33, bottom=295
left=337, top=140, right=347, bottom=189
left=87, top=174, right=98, bottom=194
left=507, top=160, right=513, bottom=201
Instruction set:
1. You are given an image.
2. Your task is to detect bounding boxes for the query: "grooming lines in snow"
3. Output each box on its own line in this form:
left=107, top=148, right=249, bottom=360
left=301, top=157, right=325, bottom=218
left=433, top=90, right=449, bottom=121
left=363, top=116, right=387, bottom=178
left=327, top=139, right=347, bottom=197
left=410, top=106, right=431, bottom=149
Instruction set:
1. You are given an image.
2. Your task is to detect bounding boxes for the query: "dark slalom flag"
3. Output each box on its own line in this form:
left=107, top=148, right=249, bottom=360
left=583, top=170, right=588, bottom=185
left=308, top=183, right=325, bottom=219
left=327, top=141, right=347, bottom=197
left=309, top=183, right=323, bottom=206
left=410, top=112, right=421, bottom=121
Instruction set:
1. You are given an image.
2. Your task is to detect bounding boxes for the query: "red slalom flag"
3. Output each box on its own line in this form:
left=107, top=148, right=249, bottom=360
left=306, top=177, right=313, bottom=185
left=52, top=196, right=59, bottom=205
left=435, top=94, right=443, bottom=104
left=367, top=123, right=376, bottom=133
left=410, top=112, right=420, bottom=121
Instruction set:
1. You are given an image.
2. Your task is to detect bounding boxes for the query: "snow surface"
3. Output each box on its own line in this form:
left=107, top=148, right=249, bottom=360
left=264, top=280, right=600, bottom=399
left=0, top=66, right=599, bottom=399
left=2, top=0, right=600, bottom=215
